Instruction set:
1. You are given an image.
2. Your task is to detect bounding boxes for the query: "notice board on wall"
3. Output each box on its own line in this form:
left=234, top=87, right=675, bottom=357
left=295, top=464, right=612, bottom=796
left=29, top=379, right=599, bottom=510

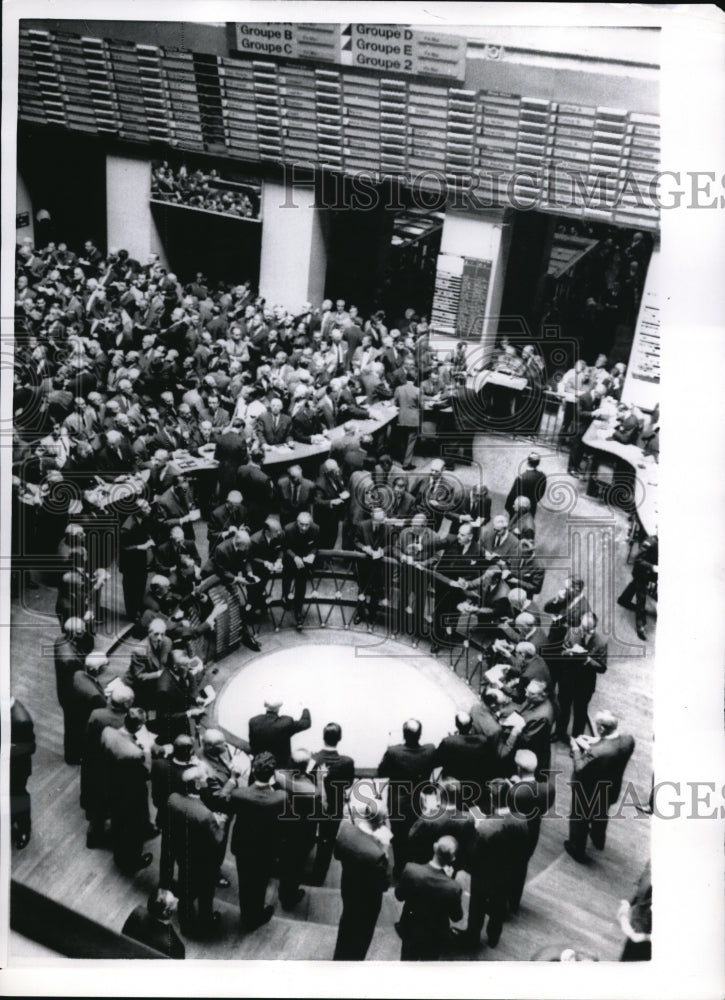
left=457, top=257, right=492, bottom=340
left=431, top=253, right=492, bottom=339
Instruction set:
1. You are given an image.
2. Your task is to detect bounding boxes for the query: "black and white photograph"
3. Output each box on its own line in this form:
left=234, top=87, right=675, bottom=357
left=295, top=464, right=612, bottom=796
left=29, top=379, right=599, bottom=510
left=1, top=2, right=723, bottom=997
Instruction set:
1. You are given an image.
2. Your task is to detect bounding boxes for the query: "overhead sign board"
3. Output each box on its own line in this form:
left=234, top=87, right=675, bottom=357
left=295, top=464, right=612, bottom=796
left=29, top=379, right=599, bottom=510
left=229, top=23, right=466, bottom=80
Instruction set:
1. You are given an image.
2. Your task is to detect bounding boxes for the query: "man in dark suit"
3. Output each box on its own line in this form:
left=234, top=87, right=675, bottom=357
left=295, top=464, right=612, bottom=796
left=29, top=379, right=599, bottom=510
left=499, top=679, right=556, bottom=779
left=119, top=498, right=156, bottom=620
left=10, top=697, right=36, bottom=850
left=554, top=612, right=608, bottom=740
left=507, top=749, right=555, bottom=858
left=567, top=385, right=606, bottom=476
left=448, top=482, right=492, bottom=539
left=565, top=710, right=635, bottom=862
left=309, top=722, right=356, bottom=885
left=229, top=751, right=287, bottom=932
left=432, top=712, right=491, bottom=806
left=508, top=496, right=536, bottom=541
left=144, top=448, right=177, bottom=501
left=543, top=576, right=592, bottom=686
left=213, top=421, right=248, bottom=500
left=154, top=525, right=201, bottom=576
left=353, top=507, right=393, bottom=626
left=505, top=452, right=548, bottom=517
left=257, top=397, right=292, bottom=447
left=97, top=429, right=137, bottom=477
left=506, top=538, right=546, bottom=597
left=65, top=652, right=108, bottom=765
left=248, top=696, right=311, bottom=768
left=121, top=888, right=185, bottom=959
left=275, top=748, right=320, bottom=910
left=101, top=707, right=154, bottom=874
left=276, top=465, right=314, bottom=527
left=54, top=617, right=94, bottom=764
left=407, top=777, right=475, bottom=870
left=237, top=450, right=274, bottom=532
left=608, top=402, right=642, bottom=445
left=313, top=458, right=349, bottom=550
left=160, top=765, right=225, bottom=937
left=395, top=836, right=463, bottom=960
left=480, top=513, right=520, bottom=567
left=151, top=733, right=197, bottom=833
left=81, top=683, right=135, bottom=847
left=413, top=459, right=460, bottom=531
left=154, top=474, right=198, bottom=542
left=509, top=640, right=552, bottom=698
left=282, top=512, right=319, bottom=629
left=431, top=523, right=484, bottom=653
left=206, top=490, right=248, bottom=554
left=333, top=798, right=392, bottom=961
left=395, top=513, right=442, bottom=637
left=378, top=719, right=436, bottom=877
left=387, top=476, right=417, bottom=520
left=461, top=799, right=531, bottom=949
left=618, top=534, right=658, bottom=641
left=247, top=516, right=284, bottom=615
left=151, top=650, right=207, bottom=746
left=290, top=397, right=325, bottom=443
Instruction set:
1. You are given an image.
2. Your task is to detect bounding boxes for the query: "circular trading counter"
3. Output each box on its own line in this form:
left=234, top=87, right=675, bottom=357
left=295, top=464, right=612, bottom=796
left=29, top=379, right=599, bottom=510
left=214, top=634, right=475, bottom=770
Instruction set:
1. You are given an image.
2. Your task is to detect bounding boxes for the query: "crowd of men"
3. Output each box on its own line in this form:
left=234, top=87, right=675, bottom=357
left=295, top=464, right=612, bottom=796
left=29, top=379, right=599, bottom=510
left=13, top=235, right=646, bottom=961
left=151, top=161, right=259, bottom=219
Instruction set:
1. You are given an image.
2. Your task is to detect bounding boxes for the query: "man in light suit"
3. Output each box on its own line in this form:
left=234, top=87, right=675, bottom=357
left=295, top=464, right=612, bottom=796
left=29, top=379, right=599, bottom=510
left=392, top=372, right=420, bottom=469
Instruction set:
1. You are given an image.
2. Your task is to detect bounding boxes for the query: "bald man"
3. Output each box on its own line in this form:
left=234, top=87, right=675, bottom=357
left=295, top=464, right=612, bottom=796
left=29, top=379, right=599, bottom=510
left=395, top=835, right=463, bottom=960
left=432, top=712, right=491, bottom=805
left=508, top=749, right=555, bottom=858
left=378, top=719, right=436, bottom=878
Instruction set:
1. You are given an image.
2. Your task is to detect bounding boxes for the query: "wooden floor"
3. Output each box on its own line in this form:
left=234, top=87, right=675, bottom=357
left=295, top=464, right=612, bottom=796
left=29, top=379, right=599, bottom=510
left=9, top=433, right=653, bottom=961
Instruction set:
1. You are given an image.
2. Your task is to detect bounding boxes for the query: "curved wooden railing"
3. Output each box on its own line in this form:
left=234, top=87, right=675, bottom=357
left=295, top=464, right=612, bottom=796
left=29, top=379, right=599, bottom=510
left=184, top=550, right=496, bottom=694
